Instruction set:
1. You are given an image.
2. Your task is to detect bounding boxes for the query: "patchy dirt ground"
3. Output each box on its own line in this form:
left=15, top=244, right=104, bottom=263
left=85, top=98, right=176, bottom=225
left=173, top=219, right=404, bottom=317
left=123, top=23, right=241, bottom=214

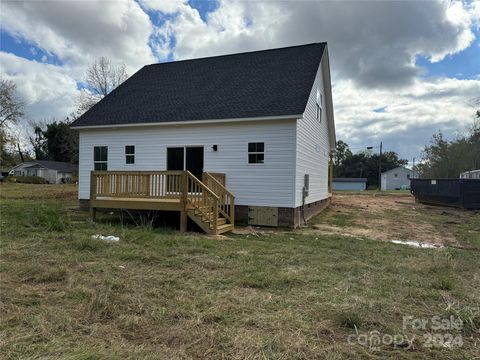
left=234, top=192, right=480, bottom=249
left=308, top=192, right=480, bottom=248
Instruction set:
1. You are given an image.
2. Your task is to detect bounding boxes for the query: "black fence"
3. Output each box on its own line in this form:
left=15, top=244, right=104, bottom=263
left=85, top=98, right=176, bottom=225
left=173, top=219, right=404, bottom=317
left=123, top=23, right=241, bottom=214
left=410, top=179, right=480, bottom=210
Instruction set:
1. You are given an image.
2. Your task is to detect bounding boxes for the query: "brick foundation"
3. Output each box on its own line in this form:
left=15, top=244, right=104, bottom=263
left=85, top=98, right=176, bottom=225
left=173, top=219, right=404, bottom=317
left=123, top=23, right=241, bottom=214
left=234, top=197, right=331, bottom=228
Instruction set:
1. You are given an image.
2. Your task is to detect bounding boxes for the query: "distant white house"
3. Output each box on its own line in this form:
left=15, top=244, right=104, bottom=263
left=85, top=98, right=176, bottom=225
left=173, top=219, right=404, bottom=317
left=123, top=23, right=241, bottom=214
left=460, top=169, right=480, bottom=179
left=332, top=178, right=367, bottom=191
left=71, top=43, right=336, bottom=228
left=381, top=166, right=413, bottom=190
left=10, top=160, right=76, bottom=184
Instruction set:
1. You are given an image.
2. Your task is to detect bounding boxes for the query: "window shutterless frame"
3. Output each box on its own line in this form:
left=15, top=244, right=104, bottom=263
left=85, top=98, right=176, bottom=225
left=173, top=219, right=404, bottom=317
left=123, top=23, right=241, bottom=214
left=93, top=146, right=108, bottom=171
left=247, top=142, right=265, bottom=165
left=125, top=145, right=135, bottom=165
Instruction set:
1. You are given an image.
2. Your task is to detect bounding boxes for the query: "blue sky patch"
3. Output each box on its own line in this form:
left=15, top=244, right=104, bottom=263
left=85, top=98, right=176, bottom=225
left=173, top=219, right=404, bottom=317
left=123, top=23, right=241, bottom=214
left=0, top=29, right=64, bottom=66
left=416, top=29, right=480, bottom=80
left=188, top=0, right=219, bottom=22
left=373, top=106, right=387, bottom=113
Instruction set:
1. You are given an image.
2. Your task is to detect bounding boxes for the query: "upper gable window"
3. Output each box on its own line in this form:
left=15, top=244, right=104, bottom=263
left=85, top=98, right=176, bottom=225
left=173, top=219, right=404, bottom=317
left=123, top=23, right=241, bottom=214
left=316, top=89, right=323, bottom=122
left=248, top=142, right=264, bottom=164
left=125, top=145, right=135, bottom=164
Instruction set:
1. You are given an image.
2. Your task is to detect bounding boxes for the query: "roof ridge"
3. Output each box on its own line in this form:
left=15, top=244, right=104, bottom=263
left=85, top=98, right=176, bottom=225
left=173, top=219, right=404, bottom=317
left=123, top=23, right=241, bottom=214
left=145, top=42, right=327, bottom=67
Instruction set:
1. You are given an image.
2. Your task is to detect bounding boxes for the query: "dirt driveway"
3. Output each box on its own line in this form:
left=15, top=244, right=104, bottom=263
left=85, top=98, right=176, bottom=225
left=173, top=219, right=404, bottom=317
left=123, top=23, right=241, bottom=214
left=308, top=192, right=480, bottom=248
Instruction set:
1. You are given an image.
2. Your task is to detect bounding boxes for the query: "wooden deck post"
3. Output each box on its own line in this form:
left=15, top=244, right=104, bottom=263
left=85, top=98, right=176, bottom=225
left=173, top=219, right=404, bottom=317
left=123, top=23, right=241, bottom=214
left=180, top=211, right=187, bottom=233
left=180, top=171, right=188, bottom=232
left=90, top=171, right=96, bottom=221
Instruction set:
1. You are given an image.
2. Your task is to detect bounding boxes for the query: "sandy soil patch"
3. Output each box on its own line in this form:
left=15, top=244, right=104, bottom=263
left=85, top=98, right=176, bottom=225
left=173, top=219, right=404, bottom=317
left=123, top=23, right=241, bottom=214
left=307, top=192, right=460, bottom=246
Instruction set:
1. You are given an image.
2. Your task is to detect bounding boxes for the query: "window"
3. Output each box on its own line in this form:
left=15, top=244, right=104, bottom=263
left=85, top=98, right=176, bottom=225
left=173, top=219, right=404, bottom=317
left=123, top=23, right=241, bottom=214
left=94, top=146, right=108, bottom=170
left=394, top=173, right=398, bottom=178
left=248, top=142, right=264, bottom=164
left=125, top=145, right=135, bottom=164
left=316, top=90, right=323, bottom=122
left=407, top=174, right=411, bottom=179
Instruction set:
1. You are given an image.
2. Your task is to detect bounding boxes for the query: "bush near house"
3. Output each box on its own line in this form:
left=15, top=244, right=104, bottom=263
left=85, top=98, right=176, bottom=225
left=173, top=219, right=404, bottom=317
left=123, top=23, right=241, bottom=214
left=6, top=176, right=48, bottom=184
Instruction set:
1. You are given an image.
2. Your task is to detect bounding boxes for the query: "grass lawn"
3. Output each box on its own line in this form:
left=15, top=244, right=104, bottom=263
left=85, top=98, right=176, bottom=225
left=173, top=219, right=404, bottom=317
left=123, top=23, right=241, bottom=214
left=1, top=183, right=479, bottom=359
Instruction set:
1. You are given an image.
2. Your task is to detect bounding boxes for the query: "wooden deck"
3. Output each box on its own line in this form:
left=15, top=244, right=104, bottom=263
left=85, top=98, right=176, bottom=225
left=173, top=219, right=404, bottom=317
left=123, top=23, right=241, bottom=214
left=90, top=171, right=235, bottom=235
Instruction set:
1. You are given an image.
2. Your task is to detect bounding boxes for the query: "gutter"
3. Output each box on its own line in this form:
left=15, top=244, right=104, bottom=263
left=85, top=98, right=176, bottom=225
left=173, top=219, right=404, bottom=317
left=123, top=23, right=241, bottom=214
left=71, top=114, right=301, bottom=130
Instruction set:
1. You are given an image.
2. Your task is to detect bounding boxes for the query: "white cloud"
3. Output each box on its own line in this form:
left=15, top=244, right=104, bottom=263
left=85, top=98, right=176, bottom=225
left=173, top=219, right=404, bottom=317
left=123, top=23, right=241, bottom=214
left=0, top=52, right=78, bottom=121
left=1, top=0, right=156, bottom=76
left=139, top=0, right=187, bottom=14
left=155, top=0, right=477, bottom=88
left=333, top=77, right=480, bottom=159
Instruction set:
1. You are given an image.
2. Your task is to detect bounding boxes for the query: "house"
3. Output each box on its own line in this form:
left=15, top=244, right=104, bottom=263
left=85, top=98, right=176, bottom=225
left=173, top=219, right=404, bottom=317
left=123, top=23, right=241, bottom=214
left=71, top=43, right=336, bottom=234
left=332, top=178, right=367, bottom=191
left=460, top=169, right=480, bottom=179
left=9, top=160, right=76, bottom=184
left=0, top=168, right=10, bottom=181
left=381, top=166, right=413, bottom=190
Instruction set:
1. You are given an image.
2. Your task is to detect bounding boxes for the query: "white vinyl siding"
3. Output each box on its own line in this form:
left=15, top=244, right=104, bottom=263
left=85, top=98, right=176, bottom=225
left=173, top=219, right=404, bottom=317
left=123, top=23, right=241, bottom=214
left=78, top=119, right=297, bottom=207
left=295, top=56, right=332, bottom=207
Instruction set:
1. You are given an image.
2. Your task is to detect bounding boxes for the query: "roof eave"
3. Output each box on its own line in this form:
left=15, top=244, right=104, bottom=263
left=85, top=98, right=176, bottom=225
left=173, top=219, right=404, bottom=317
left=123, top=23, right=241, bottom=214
left=71, top=114, right=301, bottom=130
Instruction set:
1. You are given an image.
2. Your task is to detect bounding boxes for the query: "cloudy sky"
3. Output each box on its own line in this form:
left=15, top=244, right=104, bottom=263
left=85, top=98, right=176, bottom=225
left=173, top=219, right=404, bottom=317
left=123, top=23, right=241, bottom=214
left=1, top=0, right=479, bottom=162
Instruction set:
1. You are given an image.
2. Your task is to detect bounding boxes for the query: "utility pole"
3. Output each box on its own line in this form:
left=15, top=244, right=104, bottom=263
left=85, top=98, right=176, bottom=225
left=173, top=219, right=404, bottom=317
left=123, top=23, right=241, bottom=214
left=378, top=141, right=382, bottom=191
left=413, top=157, right=416, bottom=179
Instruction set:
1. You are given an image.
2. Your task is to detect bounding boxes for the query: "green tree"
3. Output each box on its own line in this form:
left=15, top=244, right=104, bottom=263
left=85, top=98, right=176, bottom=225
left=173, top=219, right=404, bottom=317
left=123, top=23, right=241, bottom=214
left=334, top=140, right=352, bottom=168
left=335, top=141, right=408, bottom=188
left=417, top=118, right=480, bottom=178
left=41, top=119, right=79, bottom=163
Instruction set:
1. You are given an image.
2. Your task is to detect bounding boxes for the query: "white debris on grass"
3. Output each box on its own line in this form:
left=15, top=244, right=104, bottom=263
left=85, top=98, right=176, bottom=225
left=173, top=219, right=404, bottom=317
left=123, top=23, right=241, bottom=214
left=391, top=240, right=443, bottom=249
left=92, top=234, right=120, bottom=242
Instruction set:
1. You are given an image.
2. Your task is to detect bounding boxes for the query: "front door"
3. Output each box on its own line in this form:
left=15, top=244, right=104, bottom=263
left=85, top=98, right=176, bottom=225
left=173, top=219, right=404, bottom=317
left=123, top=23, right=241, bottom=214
left=167, top=146, right=204, bottom=179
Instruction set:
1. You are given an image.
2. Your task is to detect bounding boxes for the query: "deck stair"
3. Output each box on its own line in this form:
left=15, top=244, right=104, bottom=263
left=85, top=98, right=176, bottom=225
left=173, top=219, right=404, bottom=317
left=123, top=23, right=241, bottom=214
left=184, top=171, right=235, bottom=235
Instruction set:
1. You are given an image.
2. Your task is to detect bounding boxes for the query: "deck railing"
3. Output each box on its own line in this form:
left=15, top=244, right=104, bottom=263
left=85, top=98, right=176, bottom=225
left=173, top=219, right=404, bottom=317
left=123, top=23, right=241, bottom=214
left=185, top=171, right=219, bottom=232
left=90, top=171, right=235, bottom=228
left=91, top=171, right=184, bottom=200
left=203, top=172, right=235, bottom=225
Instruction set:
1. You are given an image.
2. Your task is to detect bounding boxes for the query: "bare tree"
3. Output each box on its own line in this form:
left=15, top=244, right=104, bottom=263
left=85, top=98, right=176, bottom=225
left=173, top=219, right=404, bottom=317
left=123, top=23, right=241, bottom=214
left=0, top=79, right=25, bottom=129
left=76, top=57, right=128, bottom=116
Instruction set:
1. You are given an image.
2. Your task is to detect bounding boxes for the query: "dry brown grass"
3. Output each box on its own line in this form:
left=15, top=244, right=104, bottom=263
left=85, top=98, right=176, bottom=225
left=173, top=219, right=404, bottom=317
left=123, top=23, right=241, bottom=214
left=1, top=184, right=479, bottom=359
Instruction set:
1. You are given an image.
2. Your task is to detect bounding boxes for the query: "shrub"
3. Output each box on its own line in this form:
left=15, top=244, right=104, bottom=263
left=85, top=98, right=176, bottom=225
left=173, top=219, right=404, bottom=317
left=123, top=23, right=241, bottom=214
left=7, top=176, right=48, bottom=184
left=32, top=205, right=69, bottom=231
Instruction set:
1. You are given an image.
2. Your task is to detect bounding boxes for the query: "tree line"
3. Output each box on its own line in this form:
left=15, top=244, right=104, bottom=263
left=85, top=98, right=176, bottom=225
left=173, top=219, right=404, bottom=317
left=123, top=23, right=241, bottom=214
left=334, top=140, right=408, bottom=188
left=414, top=115, right=480, bottom=178
left=0, top=57, right=127, bottom=168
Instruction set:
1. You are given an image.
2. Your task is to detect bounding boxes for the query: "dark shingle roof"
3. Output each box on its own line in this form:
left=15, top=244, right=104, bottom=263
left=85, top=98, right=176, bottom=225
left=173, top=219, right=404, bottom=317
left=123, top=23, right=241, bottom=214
left=71, top=43, right=326, bottom=128
left=28, top=160, right=76, bottom=172
left=332, top=178, right=368, bottom=183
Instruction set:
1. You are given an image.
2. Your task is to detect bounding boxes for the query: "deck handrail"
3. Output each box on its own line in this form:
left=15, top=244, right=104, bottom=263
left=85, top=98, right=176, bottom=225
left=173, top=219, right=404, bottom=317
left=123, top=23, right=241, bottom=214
left=185, top=171, right=220, bottom=232
left=91, top=170, right=184, bottom=199
left=203, top=172, right=235, bottom=225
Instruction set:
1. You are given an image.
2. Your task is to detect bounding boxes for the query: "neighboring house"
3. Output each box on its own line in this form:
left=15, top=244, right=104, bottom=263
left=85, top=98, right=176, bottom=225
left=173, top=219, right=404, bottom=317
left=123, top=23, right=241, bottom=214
left=460, top=169, right=480, bottom=179
left=71, top=43, right=336, bottom=232
left=10, top=160, right=76, bottom=184
left=0, top=168, right=10, bottom=181
left=332, top=178, right=367, bottom=191
left=381, top=166, right=413, bottom=190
